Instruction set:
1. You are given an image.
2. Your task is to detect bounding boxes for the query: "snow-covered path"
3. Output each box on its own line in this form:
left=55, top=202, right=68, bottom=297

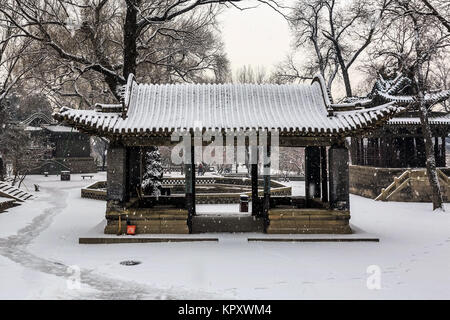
left=0, top=175, right=216, bottom=299
left=0, top=175, right=449, bottom=299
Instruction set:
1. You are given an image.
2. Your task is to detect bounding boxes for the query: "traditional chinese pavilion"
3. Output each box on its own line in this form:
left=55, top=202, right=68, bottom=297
left=54, top=74, right=399, bottom=234
left=348, top=75, right=450, bottom=199
left=19, top=113, right=97, bottom=174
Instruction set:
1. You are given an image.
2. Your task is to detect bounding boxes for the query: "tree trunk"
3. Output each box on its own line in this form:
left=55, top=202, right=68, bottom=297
left=123, top=1, right=140, bottom=78
left=413, top=15, right=445, bottom=211
left=341, top=68, right=353, bottom=97
left=418, top=100, right=444, bottom=210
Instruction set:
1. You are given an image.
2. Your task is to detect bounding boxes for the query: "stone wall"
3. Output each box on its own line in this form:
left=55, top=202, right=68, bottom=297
left=386, top=177, right=450, bottom=202
left=81, top=177, right=291, bottom=204
left=349, top=165, right=405, bottom=199
left=28, top=157, right=97, bottom=175
left=56, top=157, right=97, bottom=173
left=350, top=165, right=450, bottom=200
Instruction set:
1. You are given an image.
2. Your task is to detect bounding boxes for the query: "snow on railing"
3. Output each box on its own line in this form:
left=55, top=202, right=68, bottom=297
left=375, top=168, right=448, bottom=201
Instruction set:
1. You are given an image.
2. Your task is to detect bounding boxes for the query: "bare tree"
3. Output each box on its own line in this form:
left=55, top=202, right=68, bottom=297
left=234, top=65, right=268, bottom=83
left=419, top=0, right=450, bottom=33
left=368, top=0, right=450, bottom=210
left=0, top=1, right=38, bottom=105
left=273, top=0, right=338, bottom=89
left=0, top=124, right=52, bottom=186
left=278, top=147, right=304, bottom=178
left=275, top=0, right=391, bottom=97
left=429, top=52, right=450, bottom=111
left=0, top=0, right=281, bottom=108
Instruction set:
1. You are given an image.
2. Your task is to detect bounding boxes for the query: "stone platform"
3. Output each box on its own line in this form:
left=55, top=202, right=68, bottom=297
left=191, top=214, right=265, bottom=233
left=104, top=206, right=189, bottom=234
left=266, top=208, right=352, bottom=234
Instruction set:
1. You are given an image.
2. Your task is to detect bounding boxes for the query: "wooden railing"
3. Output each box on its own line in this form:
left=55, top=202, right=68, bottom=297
left=375, top=168, right=448, bottom=201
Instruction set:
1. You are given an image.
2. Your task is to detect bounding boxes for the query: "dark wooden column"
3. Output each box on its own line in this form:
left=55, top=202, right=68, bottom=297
left=191, top=145, right=196, bottom=214
left=400, top=137, right=408, bottom=167
left=373, top=138, right=380, bottom=167
left=411, top=137, right=418, bottom=168
left=107, top=142, right=128, bottom=203
left=362, top=138, right=367, bottom=165
left=367, top=138, right=373, bottom=166
left=385, top=136, right=393, bottom=167
left=379, top=137, right=385, bottom=167
left=442, top=135, right=447, bottom=167
left=263, top=144, right=271, bottom=222
left=328, top=143, right=349, bottom=210
left=354, top=138, right=360, bottom=165
left=404, top=137, right=415, bottom=168
left=127, top=146, right=141, bottom=198
left=359, top=138, right=364, bottom=165
left=350, top=138, right=357, bottom=165
left=0, top=156, right=4, bottom=181
left=320, top=146, right=328, bottom=203
left=416, top=137, right=426, bottom=167
left=305, top=146, right=321, bottom=206
left=250, top=145, right=259, bottom=216
left=185, top=143, right=195, bottom=230
left=434, top=136, right=440, bottom=167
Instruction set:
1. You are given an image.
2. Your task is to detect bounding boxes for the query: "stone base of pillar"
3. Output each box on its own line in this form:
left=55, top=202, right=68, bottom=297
left=104, top=205, right=189, bottom=234
left=266, top=208, right=352, bottom=234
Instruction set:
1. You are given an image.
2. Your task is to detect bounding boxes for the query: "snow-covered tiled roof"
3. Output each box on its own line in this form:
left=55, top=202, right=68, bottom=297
left=388, top=114, right=450, bottom=126
left=377, top=90, right=450, bottom=105
left=19, top=112, right=55, bottom=126
left=43, top=124, right=79, bottom=133
left=54, top=75, right=401, bottom=137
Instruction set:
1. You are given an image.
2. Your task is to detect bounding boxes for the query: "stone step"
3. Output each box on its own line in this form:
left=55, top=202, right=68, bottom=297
left=0, top=182, right=33, bottom=202
left=191, top=215, right=265, bottom=233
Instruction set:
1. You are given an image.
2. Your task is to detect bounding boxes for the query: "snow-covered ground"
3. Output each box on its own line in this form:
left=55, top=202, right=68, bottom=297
left=0, top=173, right=449, bottom=299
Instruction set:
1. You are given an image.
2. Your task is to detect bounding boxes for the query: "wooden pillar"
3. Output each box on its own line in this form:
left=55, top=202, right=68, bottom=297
left=416, top=137, right=426, bottom=167
left=359, top=138, right=364, bottom=165
left=320, top=146, right=328, bottom=203
left=127, top=146, right=141, bottom=198
left=185, top=143, right=195, bottom=230
left=400, top=137, right=408, bottom=167
left=374, top=138, right=380, bottom=167
left=393, top=137, right=400, bottom=167
left=357, top=138, right=362, bottom=165
left=305, top=146, right=321, bottom=205
left=404, top=137, right=415, bottom=168
left=412, top=137, right=418, bottom=168
left=350, top=138, right=357, bottom=165
left=384, top=137, right=392, bottom=167
left=442, top=135, right=447, bottom=167
left=363, top=138, right=367, bottom=165
left=0, top=156, right=4, bottom=181
left=328, top=144, right=349, bottom=210
left=191, top=145, right=196, bottom=214
left=250, top=146, right=259, bottom=216
left=367, top=138, right=373, bottom=166
left=379, top=137, right=384, bottom=167
left=106, top=142, right=127, bottom=203
left=434, top=136, right=440, bottom=166
left=263, top=144, right=271, bottom=221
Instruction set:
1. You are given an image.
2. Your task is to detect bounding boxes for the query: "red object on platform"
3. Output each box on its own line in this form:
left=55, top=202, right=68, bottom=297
left=127, top=225, right=136, bottom=235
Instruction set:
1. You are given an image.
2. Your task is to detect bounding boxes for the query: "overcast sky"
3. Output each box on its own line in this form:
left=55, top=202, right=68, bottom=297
left=217, top=1, right=365, bottom=98
left=219, top=3, right=292, bottom=74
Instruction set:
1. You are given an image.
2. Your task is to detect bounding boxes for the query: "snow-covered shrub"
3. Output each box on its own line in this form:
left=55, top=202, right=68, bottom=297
left=141, top=146, right=163, bottom=196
